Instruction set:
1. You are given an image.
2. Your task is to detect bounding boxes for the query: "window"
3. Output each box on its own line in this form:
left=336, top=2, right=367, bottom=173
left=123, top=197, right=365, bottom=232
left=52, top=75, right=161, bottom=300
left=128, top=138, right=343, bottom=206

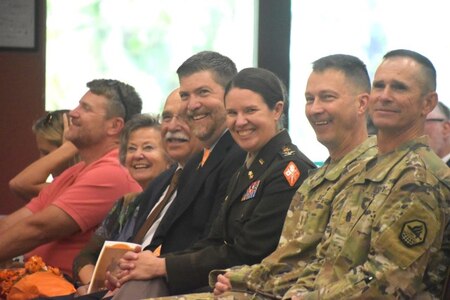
left=46, top=0, right=256, bottom=113
left=290, top=0, right=450, bottom=162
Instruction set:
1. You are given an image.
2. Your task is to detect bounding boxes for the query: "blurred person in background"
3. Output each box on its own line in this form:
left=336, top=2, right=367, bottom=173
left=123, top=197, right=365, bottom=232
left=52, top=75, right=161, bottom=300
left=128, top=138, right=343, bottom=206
left=9, top=110, right=80, bottom=201
left=424, top=101, right=450, bottom=166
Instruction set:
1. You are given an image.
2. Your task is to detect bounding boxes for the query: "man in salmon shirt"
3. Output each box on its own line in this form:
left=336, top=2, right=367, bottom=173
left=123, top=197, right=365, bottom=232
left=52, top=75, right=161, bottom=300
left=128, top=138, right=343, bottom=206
left=0, top=79, right=143, bottom=276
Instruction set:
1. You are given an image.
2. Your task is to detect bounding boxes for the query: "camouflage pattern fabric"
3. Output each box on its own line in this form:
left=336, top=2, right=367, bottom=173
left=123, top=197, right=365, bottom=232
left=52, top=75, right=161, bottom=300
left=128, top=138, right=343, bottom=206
left=144, top=292, right=214, bottom=300
left=144, top=291, right=278, bottom=300
left=286, top=136, right=450, bottom=300
left=206, top=137, right=377, bottom=299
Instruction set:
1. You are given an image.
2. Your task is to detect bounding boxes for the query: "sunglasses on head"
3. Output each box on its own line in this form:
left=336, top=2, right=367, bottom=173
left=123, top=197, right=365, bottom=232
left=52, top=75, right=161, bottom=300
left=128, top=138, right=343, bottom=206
left=106, top=80, right=128, bottom=121
left=44, top=111, right=56, bottom=126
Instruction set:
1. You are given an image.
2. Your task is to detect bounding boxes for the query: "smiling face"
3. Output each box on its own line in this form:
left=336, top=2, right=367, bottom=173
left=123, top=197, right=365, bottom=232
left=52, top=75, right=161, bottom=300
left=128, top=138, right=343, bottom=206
left=125, top=127, right=169, bottom=188
left=225, top=88, right=282, bottom=154
left=161, top=90, right=201, bottom=165
left=66, top=91, right=113, bottom=149
left=179, top=70, right=227, bottom=148
left=305, top=69, right=368, bottom=159
left=370, top=57, right=436, bottom=145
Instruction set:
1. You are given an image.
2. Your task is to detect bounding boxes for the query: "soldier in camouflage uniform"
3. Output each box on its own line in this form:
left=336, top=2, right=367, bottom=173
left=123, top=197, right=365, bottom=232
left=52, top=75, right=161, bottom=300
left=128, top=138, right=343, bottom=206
left=286, top=50, right=450, bottom=299
left=142, top=54, right=377, bottom=300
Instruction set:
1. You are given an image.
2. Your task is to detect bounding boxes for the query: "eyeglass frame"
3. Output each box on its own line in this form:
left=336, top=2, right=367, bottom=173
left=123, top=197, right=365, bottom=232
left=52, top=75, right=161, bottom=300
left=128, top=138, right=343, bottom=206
left=43, top=110, right=70, bottom=127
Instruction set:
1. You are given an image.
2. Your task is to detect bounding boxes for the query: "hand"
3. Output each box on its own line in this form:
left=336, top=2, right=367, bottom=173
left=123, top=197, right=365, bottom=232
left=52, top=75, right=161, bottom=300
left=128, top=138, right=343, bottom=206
left=75, top=284, right=89, bottom=296
left=105, top=268, right=128, bottom=291
left=62, top=113, right=70, bottom=144
left=61, top=113, right=78, bottom=153
left=104, top=246, right=141, bottom=290
left=213, top=273, right=232, bottom=295
left=116, top=250, right=166, bottom=285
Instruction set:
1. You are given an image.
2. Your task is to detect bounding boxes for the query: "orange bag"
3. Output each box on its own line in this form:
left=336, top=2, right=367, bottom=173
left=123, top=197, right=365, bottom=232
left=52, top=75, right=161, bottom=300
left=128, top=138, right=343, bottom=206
left=7, top=271, right=75, bottom=300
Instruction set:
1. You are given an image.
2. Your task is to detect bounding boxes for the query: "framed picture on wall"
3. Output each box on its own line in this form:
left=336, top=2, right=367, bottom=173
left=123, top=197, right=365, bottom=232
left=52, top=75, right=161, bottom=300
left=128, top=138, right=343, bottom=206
left=0, top=0, right=37, bottom=50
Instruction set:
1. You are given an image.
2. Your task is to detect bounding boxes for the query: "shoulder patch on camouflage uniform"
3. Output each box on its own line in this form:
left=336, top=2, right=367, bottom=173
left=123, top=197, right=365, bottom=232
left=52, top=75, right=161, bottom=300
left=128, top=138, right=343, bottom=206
left=399, top=220, right=427, bottom=247
left=283, top=161, right=300, bottom=187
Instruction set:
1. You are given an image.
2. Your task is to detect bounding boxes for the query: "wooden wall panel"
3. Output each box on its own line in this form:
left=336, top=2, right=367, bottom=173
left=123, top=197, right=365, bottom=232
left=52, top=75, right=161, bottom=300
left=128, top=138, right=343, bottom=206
left=0, top=0, right=46, bottom=214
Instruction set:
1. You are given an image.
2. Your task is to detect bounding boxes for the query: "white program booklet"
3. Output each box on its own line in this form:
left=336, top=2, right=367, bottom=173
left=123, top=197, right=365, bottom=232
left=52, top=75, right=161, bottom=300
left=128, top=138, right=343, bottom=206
left=87, top=241, right=140, bottom=294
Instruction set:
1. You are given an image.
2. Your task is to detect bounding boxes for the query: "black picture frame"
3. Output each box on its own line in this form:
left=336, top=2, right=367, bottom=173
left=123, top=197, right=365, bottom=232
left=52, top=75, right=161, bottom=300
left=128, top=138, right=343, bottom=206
left=0, top=0, right=38, bottom=51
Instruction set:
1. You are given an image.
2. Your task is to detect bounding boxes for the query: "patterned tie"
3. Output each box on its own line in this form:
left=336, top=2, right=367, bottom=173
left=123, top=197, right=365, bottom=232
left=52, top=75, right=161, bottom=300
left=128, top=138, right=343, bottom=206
left=132, top=168, right=182, bottom=244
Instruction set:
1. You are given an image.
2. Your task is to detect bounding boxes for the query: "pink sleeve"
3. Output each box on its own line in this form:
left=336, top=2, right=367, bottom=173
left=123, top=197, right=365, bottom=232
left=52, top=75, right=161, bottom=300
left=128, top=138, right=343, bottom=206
left=53, top=164, right=141, bottom=232
left=26, top=194, right=47, bottom=213
left=26, top=173, right=63, bottom=213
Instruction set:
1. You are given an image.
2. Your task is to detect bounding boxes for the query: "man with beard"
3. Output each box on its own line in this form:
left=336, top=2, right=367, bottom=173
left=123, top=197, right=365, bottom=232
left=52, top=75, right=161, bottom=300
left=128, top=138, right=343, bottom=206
left=132, top=52, right=247, bottom=257
left=0, top=79, right=143, bottom=275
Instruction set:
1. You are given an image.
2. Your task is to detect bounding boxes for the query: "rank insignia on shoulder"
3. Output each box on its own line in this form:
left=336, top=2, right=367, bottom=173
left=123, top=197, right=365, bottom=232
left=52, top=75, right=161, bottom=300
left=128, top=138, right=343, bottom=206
left=283, top=161, right=300, bottom=187
left=399, top=220, right=427, bottom=247
left=281, top=146, right=296, bottom=157
left=242, top=180, right=261, bottom=201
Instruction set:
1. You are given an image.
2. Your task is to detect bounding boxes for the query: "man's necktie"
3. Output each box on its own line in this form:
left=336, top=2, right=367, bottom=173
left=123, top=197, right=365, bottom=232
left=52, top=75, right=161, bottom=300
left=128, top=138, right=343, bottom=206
left=132, top=168, right=182, bottom=244
left=200, top=148, right=211, bottom=167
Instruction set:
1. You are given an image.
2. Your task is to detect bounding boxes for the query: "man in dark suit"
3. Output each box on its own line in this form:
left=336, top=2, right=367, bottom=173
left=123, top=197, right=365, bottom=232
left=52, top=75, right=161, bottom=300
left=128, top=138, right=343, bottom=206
left=132, top=51, right=246, bottom=255
left=425, top=101, right=450, bottom=166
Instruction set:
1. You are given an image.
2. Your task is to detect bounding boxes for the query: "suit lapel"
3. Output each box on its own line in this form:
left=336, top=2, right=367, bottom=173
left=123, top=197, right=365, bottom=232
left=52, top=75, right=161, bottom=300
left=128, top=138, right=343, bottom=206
left=200, top=131, right=235, bottom=172
left=133, top=166, right=176, bottom=236
left=156, top=131, right=236, bottom=231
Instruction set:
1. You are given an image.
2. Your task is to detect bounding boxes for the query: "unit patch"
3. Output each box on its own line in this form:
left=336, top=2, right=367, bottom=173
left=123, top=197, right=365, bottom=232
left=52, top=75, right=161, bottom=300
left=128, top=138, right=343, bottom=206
left=242, top=180, right=261, bottom=201
left=399, top=220, right=427, bottom=247
left=283, top=161, right=300, bottom=187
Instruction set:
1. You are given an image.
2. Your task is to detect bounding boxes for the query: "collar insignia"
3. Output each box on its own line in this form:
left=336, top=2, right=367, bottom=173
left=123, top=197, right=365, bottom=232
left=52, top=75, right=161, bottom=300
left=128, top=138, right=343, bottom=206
left=281, top=146, right=295, bottom=157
